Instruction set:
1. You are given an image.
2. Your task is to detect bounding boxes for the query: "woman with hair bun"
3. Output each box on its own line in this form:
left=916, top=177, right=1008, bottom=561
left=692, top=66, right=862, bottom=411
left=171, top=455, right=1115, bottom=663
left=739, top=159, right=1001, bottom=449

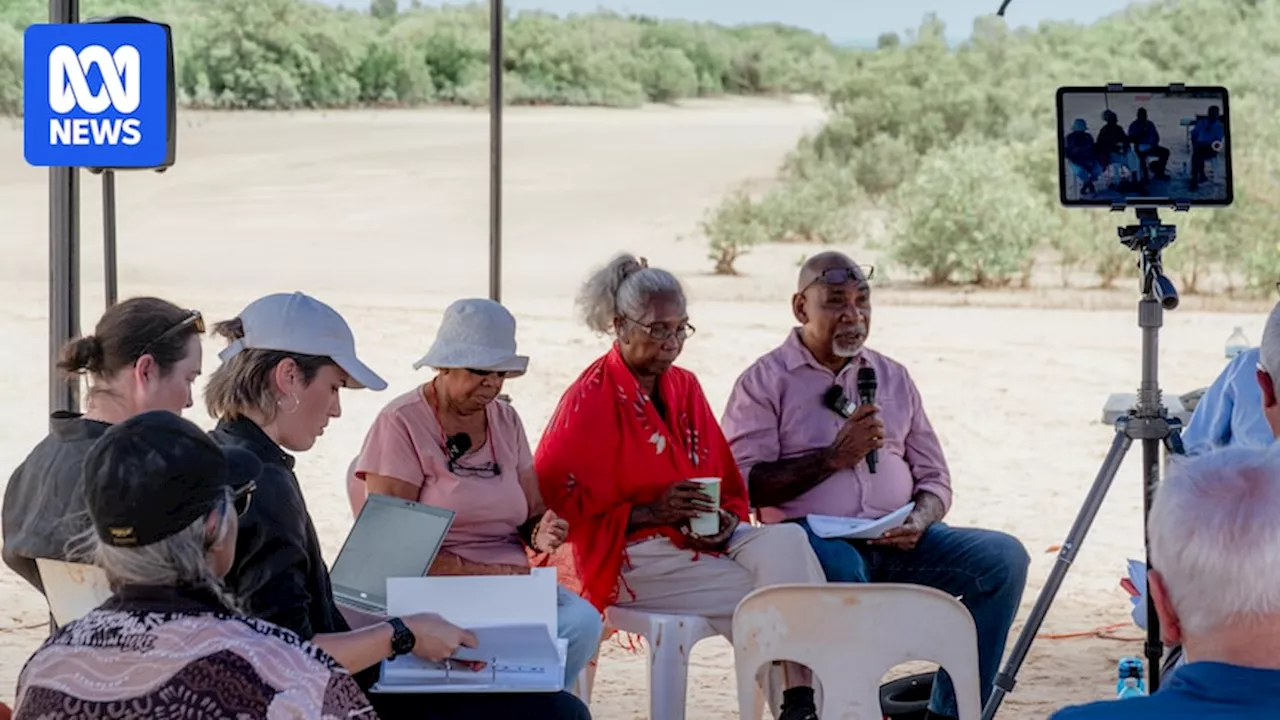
left=2, top=297, right=205, bottom=595
left=536, top=253, right=827, bottom=720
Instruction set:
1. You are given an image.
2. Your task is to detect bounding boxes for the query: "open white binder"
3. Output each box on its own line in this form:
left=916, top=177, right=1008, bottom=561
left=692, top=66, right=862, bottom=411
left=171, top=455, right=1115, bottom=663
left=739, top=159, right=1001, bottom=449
left=372, top=567, right=566, bottom=694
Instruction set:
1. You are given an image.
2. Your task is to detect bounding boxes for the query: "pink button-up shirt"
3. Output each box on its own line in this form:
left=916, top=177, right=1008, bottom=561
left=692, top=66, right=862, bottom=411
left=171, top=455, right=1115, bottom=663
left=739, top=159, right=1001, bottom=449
left=722, top=329, right=952, bottom=524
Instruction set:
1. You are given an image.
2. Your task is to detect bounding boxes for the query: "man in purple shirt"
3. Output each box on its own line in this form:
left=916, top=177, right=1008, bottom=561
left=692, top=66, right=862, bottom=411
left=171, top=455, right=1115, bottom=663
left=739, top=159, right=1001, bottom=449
left=722, top=252, right=1029, bottom=720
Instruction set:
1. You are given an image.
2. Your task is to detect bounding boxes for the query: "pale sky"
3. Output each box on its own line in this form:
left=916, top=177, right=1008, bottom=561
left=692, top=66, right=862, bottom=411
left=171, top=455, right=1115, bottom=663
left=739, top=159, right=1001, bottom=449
left=318, top=0, right=1148, bottom=44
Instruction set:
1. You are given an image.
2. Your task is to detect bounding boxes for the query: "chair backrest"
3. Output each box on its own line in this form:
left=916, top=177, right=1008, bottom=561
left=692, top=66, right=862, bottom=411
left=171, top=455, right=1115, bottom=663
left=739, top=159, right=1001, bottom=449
left=732, top=583, right=981, bottom=720
left=36, top=558, right=113, bottom=628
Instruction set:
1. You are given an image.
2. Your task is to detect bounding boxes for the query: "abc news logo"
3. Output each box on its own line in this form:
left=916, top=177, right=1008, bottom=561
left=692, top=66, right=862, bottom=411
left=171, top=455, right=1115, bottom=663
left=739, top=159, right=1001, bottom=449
left=48, top=44, right=143, bottom=147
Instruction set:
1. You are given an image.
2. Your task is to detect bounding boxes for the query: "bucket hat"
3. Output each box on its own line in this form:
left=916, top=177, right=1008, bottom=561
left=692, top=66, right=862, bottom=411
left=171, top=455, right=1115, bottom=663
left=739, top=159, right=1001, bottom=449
left=413, top=298, right=528, bottom=377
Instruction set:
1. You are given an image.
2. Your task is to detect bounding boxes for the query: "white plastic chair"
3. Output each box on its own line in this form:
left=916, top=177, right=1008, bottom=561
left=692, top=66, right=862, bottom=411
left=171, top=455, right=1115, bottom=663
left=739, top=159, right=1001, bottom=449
left=604, top=607, right=751, bottom=720
left=36, top=558, right=112, bottom=628
left=733, top=583, right=982, bottom=720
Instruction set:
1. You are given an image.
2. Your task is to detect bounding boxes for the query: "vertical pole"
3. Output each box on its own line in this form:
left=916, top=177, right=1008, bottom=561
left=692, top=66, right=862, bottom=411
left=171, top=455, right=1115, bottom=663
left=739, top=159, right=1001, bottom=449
left=103, top=171, right=118, bottom=307
left=49, top=0, right=81, bottom=419
left=488, top=0, right=503, bottom=303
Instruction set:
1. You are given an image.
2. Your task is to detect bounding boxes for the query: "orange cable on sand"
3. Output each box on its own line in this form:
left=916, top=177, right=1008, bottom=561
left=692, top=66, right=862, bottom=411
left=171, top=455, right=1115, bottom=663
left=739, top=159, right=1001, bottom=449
left=1036, top=621, right=1143, bottom=642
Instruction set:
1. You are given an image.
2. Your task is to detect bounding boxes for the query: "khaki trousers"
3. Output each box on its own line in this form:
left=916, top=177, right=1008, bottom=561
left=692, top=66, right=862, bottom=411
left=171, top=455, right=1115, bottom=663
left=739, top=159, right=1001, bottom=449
left=615, top=523, right=827, bottom=710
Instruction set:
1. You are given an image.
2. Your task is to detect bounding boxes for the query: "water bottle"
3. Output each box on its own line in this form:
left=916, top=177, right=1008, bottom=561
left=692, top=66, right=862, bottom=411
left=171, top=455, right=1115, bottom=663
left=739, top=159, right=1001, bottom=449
left=1225, top=326, right=1249, bottom=359
left=1117, top=657, right=1147, bottom=698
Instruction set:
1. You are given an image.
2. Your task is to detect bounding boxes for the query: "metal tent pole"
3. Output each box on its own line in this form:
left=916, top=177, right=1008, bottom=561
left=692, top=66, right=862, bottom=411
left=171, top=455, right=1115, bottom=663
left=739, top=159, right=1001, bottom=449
left=49, top=0, right=81, bottom=419
left=488, top=0, right=503, bottom=303
left=103, top=171, right=118, bottom=307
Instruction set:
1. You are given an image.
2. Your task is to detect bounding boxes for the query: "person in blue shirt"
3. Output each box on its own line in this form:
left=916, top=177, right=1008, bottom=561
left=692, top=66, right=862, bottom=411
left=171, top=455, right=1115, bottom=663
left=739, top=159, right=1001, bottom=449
left=1050, top=446, right=1280, bottom=719
left=1189, top=105, right=1226, bottom=190
left=1180, top=346, right=1273, bottom=455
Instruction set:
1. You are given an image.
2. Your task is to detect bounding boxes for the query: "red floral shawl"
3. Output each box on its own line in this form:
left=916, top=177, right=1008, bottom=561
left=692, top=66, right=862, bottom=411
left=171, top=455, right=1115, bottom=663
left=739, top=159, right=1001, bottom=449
left=533, top=344, right=750, bottom=611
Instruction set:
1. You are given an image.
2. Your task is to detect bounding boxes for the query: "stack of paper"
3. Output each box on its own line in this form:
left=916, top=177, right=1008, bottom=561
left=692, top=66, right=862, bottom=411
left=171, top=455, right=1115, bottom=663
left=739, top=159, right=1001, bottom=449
left=373, top=567, right=565, bottom=694
left=805, top=502, right=915, bottom=540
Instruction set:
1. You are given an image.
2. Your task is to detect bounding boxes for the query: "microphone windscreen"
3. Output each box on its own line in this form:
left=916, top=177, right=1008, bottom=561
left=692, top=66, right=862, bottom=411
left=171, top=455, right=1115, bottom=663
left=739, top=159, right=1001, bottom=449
left=823, top=385, right=846, bottom=410
left=857, top=366, right=877, bottom=394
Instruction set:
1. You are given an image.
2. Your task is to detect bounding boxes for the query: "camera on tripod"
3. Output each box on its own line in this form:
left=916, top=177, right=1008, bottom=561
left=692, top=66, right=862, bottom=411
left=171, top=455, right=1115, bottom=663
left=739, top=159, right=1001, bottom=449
left=982, top=83, right=1234, bottom=720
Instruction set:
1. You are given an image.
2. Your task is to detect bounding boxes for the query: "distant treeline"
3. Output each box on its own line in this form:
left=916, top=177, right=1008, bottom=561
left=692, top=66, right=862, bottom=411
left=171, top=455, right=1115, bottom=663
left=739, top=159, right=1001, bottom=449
left=701, top=0, right=1280, bottom=293
left=0, top=0, right=849, bottom=116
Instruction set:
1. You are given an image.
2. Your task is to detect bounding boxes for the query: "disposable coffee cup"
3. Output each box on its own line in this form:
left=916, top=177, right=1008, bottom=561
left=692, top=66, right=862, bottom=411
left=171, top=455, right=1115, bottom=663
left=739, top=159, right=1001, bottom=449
left=688, top=477, right=721, bottom=536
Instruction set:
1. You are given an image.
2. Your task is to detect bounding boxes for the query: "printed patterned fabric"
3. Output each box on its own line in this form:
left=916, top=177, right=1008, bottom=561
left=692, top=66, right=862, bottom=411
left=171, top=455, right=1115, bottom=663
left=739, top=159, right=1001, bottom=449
left=12, top=587, right=377, bottom=719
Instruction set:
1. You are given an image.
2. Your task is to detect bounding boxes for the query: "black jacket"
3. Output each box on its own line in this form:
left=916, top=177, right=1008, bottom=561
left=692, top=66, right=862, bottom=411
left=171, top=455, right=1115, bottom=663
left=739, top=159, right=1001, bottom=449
left=210, top=416, right=351, bottom=641
left=2, top=412, right=111, bottom=592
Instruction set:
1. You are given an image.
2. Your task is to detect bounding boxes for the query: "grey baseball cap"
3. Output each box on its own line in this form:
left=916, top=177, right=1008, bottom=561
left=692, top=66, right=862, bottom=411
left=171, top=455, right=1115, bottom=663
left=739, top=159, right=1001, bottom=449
left=217, top=292, right=387, bottom=391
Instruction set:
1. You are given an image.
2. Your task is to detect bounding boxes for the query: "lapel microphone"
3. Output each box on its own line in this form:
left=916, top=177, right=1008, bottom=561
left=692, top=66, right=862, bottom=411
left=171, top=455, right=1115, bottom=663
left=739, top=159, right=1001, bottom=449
left=445, top=433, right=472, bottom=462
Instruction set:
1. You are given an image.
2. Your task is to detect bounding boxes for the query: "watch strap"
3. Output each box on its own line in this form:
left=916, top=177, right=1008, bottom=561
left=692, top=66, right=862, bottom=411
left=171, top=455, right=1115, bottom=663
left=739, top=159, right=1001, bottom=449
left=386, top=616, right=415, bottom=657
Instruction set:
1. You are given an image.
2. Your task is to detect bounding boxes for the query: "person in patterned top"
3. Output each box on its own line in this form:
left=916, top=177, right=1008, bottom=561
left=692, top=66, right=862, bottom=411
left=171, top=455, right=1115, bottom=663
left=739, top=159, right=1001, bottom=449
left=12, top=411, right=377, bottom=719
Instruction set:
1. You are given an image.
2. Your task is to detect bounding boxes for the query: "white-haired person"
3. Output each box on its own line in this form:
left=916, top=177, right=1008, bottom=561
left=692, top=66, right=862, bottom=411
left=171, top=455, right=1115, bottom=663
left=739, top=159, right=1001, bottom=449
left=206, top=292, right=590, bottom=720
left=1051, top=446, right=1280, bottom=719
left=4, top=297, right=205, bottom=597
left=536, top=253, right=827, bottom=720
left=12, top=410, right=377, bottom=719
left=348, top=298, right=603, bottom=689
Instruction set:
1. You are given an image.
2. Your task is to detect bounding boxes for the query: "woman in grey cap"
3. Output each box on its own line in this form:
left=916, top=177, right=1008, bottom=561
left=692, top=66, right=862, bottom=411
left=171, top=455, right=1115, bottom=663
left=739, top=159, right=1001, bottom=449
left=11, top=410, right=377, bottom=719
left=349, top=297, right=604, bottom=692
left=206, top=292, right=590, bottom=720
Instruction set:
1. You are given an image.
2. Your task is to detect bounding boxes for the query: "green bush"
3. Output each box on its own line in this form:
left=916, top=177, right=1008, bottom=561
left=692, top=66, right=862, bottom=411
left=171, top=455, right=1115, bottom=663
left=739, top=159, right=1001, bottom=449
left=2, top=0, right=846, bottom=113
left=890, top=141, right=1042, bottom=286
left=700, top=158, right=862, bottom=275
left=0, top=23, right=20, bottom=116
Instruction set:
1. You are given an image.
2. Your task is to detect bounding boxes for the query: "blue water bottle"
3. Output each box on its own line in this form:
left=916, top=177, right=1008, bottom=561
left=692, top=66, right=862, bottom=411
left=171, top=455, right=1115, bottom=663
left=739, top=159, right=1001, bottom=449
left=1117, top=657, right=1147, bottom=698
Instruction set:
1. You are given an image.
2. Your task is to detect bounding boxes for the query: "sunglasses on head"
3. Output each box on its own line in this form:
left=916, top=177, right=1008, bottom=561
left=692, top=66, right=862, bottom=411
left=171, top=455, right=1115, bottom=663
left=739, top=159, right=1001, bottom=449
left=805, top=266, right=874, bottom=290
left=140, top=310, right=205, bottom=358
left=232, top=481, right=256, bottom=516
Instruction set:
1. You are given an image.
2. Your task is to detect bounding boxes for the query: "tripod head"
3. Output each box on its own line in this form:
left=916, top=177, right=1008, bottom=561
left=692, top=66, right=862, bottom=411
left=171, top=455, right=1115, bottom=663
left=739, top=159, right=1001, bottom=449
left=1118, top=208, right=1179, bottom=310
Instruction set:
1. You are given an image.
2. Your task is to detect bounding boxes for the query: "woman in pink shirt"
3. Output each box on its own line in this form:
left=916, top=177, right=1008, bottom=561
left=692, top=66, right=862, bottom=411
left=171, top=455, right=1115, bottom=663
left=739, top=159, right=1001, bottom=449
left=348, top=298, right=603, bottom=689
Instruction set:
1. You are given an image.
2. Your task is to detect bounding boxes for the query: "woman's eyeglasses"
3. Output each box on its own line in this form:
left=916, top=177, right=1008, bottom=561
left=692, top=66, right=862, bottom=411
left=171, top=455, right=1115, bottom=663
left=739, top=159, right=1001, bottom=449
left=233, top=481, right=256, bottom=516
left=448, top=457, right=503, bottom=478
left=626, top=317, right=696, bottom=343
left=139, top=310, right=205, bottom=358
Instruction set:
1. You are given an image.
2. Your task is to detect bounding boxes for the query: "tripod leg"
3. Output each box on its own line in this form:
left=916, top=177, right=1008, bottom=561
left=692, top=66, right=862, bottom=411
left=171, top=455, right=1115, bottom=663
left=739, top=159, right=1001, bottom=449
left=981, top=427, right=1134, bottom=720
left=1142, top=437, right=1164, bottom=691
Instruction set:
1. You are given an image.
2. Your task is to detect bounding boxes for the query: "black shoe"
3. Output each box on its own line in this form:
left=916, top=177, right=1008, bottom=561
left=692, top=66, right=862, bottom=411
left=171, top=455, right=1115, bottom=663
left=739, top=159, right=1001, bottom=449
left=779, top=686, right=819, bottom=720
left=777, top=702, right=818, bottom=720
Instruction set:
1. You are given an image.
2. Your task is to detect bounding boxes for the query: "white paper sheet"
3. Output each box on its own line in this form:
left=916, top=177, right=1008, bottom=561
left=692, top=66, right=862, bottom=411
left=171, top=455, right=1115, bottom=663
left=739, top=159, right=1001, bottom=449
left=805, top=502, right=915, bottom=540
left=374, top=568, right=564, bottom=694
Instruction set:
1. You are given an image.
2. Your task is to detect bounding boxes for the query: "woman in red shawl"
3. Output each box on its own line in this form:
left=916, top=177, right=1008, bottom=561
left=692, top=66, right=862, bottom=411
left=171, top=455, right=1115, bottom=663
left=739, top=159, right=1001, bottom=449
left=535, top=253, right=827, bottom=720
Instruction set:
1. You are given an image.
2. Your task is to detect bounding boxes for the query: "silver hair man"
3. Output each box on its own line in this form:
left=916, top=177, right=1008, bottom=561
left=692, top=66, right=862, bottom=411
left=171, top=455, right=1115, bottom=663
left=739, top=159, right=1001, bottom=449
left=1149, top=447, right=1280, bottom=642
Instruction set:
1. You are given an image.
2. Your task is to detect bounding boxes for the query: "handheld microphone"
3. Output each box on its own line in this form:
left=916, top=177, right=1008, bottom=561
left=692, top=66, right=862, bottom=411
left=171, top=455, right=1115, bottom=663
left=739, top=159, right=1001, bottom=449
left=856, top=367, right=878, bottom=473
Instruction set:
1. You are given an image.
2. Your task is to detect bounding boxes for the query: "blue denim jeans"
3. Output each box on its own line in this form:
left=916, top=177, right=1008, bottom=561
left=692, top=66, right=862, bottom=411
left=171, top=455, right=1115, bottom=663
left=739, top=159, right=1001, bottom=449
left=558, top=584, right=604, bottom=687
left=793, top=520, right=1029, bottom=718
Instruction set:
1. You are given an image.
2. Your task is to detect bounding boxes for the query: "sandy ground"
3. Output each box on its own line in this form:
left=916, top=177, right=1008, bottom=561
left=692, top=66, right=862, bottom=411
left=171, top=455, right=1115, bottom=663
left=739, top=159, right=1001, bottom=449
left=0, top=97, right=1271, bottom=718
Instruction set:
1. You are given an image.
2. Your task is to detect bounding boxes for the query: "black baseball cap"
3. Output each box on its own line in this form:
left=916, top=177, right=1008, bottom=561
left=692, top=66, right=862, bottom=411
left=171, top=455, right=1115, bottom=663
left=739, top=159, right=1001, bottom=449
left=83, top=410, right=262, bottom=548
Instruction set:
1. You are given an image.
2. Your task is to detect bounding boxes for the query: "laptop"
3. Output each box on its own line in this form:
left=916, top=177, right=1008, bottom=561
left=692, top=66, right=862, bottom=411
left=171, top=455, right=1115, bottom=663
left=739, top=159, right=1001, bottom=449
left=331, top=493, right=455, bottom=624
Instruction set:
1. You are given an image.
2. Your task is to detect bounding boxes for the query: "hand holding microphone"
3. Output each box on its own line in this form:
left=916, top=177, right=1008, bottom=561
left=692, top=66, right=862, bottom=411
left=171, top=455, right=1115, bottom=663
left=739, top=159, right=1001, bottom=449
left=822, top=368, right=883, bottom=473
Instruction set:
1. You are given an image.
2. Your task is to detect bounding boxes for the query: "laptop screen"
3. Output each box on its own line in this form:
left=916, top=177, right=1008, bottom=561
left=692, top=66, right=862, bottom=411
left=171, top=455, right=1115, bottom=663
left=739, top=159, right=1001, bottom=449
left=329, top=495, right=454, bottom=609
